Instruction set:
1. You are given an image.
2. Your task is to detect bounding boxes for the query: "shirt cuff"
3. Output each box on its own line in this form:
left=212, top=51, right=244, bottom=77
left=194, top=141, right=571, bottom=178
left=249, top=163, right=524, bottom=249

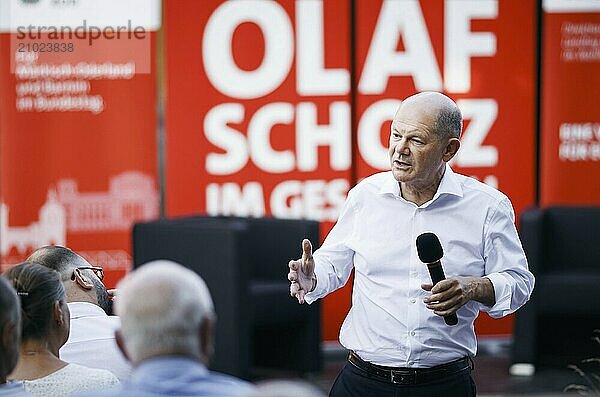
left=304, top=262, right=329, bottom=304
left=482, top=273, right=513, bottom=318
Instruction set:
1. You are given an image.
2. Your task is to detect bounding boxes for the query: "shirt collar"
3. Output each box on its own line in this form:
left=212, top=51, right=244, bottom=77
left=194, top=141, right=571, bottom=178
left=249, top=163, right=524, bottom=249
left=379, top=172, right=402, bottom=196
left=132, top=356, right=208, bottom=381
left=378, top=164, right=463, bottom=200
left=435, top=164, right=464, bottom=198
left=67, top=301, right=108, bottom=320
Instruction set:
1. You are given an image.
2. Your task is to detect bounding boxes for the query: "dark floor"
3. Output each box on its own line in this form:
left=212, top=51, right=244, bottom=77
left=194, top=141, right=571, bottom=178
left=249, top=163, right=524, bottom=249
left=257, top=337, right=591, bottom=396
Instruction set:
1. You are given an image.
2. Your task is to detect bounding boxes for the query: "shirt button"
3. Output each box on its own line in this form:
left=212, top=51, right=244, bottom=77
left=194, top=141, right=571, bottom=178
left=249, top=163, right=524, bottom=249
left=410, top=298, right=416, bottom=303
left=410, top=331, right=416, bottom=336
left=408, top=361, right=415, bottom=366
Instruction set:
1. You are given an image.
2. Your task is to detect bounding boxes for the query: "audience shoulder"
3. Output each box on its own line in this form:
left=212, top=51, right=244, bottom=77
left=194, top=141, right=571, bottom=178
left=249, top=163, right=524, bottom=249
left=193, top=371, right=256, bottom=397
left=210, top=371, right=255, bottom=387
left=68, top=363, right=119, bottom=383
left=252, top=379, right=326, bottom=397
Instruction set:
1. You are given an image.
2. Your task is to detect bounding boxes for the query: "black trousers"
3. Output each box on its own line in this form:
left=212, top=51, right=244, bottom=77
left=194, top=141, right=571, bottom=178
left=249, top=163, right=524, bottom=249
left=329, top=361, right=477, bottom=397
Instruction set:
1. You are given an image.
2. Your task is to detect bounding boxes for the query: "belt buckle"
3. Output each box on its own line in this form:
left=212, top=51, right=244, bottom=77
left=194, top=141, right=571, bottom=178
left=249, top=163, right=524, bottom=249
left=390, top=369, right=415, bottom=385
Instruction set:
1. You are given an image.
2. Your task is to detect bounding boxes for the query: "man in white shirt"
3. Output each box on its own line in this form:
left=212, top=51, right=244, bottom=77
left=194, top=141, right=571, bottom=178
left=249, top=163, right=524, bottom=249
left=288, top=92, right=535, bottom=396
left=26, top=246, right=131, bottom=380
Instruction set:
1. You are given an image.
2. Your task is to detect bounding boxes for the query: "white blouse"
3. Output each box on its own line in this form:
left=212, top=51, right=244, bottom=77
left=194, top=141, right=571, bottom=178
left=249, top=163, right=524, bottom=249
left=22, top=363, right=118, bottom=397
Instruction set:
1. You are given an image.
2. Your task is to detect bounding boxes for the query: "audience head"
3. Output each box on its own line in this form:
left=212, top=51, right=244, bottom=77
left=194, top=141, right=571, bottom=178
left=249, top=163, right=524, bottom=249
left=251, top=380, right=327, bottom=397
left=114, top=260, right=216, bottom=366
left=3, top=262, right=69, bottom=353
left=27, top=245, right=111, bottom=314
left=0, top=277, right=21, bottom=383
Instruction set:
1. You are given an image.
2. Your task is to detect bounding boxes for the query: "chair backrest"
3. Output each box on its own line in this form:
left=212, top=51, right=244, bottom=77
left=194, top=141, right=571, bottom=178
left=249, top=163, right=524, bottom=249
left=541, top=207, right=600, bottom=272
left=132, top=216, right=322, bottom=378
left=243, top=217, right=320, bottom=280
left=135, top=215, right=320, bottom=280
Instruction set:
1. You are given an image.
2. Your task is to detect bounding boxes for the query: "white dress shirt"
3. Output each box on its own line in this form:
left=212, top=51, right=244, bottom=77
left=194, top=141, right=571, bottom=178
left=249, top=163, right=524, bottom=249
left=60, top=302, right=132, bottom=380
left=305, top=165, right=534, bottom=368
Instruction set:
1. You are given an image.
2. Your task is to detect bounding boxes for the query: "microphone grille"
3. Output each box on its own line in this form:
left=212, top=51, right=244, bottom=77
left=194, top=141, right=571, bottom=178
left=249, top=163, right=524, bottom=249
left=416, top=232, right=444, bottom=263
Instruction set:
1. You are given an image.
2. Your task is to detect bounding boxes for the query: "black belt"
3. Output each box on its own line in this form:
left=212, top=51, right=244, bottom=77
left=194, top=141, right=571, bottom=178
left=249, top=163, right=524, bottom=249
left=348, top=351, right=471, bottom=385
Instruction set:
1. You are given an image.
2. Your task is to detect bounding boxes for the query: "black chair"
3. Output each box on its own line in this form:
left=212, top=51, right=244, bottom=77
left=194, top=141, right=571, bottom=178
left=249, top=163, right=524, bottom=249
left=511, top=206, right=600, bottom=370
left=132, top=216, right=322, bottom=380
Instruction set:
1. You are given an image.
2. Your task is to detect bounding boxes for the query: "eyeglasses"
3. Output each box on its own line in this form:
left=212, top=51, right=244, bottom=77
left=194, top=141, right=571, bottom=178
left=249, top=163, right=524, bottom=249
left=76, top=266, right=104, bottom=281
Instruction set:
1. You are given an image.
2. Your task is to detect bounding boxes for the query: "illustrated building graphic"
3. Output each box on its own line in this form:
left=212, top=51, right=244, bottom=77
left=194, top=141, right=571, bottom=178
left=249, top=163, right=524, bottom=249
left=1, top=190, right=66, bottom=256
left=57, top=171, right=159, bottom=232
left=1, top=172, right=159, bottom=258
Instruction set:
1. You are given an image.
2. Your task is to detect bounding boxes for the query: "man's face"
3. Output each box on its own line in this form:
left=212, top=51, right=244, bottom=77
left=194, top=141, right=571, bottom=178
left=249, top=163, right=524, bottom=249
left=74, top=259, right=111, bottom=314
left=85, top=270, right=111, bottom=314
left=388, top=102, right=447, bottom=187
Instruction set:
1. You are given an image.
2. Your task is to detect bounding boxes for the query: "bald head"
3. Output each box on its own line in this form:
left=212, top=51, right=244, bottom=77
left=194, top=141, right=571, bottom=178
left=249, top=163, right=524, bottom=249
left=115, top=260, right=215, bottom=365
left=395, top=91, right=462, bottom=141
left=27, top=246, right=110, bottom=314
left=0, top=277, right=21, bottom=381
left=27, top=246, right=87, bottom=278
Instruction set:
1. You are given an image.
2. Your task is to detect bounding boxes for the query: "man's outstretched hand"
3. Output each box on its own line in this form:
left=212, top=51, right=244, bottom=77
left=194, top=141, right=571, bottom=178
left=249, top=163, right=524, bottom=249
left=288, top=239, right=316, bottom=304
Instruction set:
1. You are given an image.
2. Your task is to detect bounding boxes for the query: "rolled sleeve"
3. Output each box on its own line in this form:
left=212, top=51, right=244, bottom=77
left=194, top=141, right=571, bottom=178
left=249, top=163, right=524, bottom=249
left=304, top=190, right=357, bottom=304
left=481, top=199, right=535, bottom=318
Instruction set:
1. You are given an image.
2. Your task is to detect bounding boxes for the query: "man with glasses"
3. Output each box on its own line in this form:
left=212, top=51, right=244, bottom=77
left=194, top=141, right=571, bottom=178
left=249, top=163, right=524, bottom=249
left=26, top=245, right=131, bottom=380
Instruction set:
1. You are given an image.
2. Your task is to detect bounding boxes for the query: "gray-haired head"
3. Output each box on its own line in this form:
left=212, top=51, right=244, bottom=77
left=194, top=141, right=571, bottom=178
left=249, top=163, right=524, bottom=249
left=115, top=260, right=216, bottom=365
left=399, top=91, right=462, bottom=141
left=0, top=277, right=21, bottom=382
left=27, top=245, right=110, bottom=314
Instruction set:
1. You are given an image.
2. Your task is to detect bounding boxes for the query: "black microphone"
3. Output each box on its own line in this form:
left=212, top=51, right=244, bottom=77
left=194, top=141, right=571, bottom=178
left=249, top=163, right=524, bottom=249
left=416, top=232, right=458, bottom=326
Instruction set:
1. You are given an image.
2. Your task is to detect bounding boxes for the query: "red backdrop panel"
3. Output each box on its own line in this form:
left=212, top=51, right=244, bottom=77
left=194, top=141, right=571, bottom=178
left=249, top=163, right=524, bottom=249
left=540, top=6, right=600, bottom=205
left=0, top=27, right=159, bottom=288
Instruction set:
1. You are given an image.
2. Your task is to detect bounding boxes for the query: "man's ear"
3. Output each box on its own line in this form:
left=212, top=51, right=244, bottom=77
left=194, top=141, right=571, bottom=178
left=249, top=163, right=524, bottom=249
left=115, top=329, right=131, bottom=363
left=442, top=138, right=460, bottom=162
left=199, top=318, right=214, bottom=365
left=72, top=268, right=94, bottom=291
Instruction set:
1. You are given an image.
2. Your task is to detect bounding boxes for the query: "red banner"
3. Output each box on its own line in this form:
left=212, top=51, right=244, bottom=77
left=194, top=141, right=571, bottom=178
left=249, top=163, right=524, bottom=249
left=0, top=0, right=160, bottom=288
left=540, top=1, right=600, bottom=205
left=165, top=0, right=353, bottom=341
